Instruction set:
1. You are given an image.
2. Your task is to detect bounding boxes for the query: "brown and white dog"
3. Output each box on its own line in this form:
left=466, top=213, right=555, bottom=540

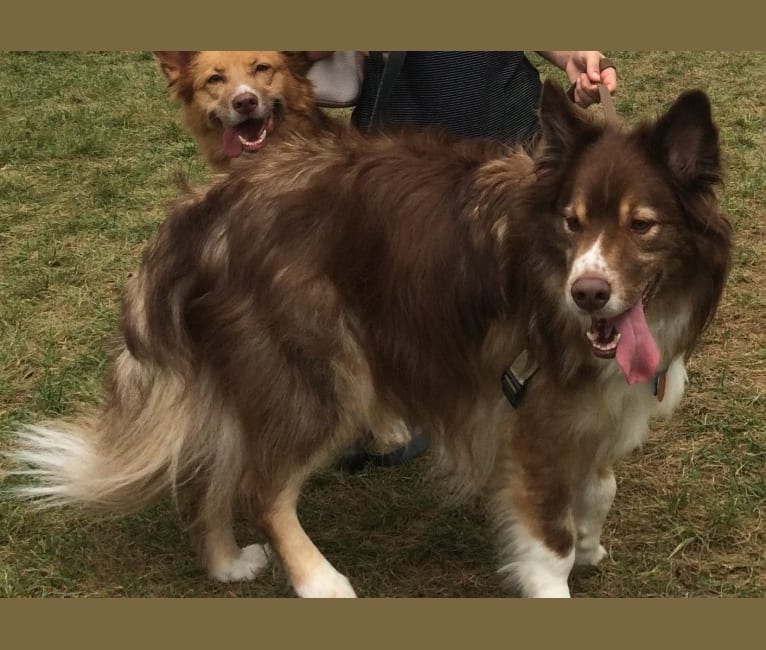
left=10, top=81, right=731, bottom=597
left=154, top=50, right=335, bottom=172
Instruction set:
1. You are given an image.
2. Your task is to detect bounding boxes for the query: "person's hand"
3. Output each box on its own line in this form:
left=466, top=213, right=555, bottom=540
left=564, top=52, right=617, bottom=108
left=538, top=51, right=618, bottom=108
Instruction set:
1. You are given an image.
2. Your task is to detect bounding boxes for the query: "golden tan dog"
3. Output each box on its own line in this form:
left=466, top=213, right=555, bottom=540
left=155, top=51, right=334, bottom=172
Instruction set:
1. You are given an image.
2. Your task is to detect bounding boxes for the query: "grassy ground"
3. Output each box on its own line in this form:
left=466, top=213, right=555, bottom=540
left=0, top=51, right=764, bottom=598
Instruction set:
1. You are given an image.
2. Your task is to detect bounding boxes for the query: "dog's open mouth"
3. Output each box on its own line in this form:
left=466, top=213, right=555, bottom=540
left=585, top=276, right=661, bottom=384
left=586, top=319, right=621, bottom=358
left=222, top=113, right=278, bottom=158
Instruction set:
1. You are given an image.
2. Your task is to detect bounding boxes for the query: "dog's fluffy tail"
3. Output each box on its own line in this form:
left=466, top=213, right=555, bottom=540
left=7, top=348, right=242, bottom=514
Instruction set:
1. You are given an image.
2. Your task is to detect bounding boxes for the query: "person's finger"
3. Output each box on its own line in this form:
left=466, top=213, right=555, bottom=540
left=580, top=71, right=598, bottom=92
left=585, top=52, right=603, bottom=82
left=600, top=66, right=618, bottom=94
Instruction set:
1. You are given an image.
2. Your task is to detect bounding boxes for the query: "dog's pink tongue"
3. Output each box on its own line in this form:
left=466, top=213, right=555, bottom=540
left=223, top=128, right=242, bottom=158
left=613, top=301, right=661, bottom=385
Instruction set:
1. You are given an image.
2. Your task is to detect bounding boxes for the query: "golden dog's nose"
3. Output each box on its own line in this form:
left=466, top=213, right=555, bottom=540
left=232, top=92, right=258, bottom=115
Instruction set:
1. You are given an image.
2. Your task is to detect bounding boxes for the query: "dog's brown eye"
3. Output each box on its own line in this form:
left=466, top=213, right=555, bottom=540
left=564, top=216, right=582, bottom=233
left=206, top=73, right=224, bottom=84
left=255, top=63, right=271, bottom=73
left=630, top=219, right=655, bottom=234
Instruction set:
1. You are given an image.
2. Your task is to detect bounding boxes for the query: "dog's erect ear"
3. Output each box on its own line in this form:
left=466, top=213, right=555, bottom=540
left=536, top=79, right=599, bottom=159
left=649, top=90, right=721, bottom=190
left=153, top=51, right=198, bottom=86
left=280, top=51, right=315, bottom=78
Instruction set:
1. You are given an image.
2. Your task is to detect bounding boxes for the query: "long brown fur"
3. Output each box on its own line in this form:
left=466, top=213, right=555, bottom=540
left=10, top=81, right=732, bottom=597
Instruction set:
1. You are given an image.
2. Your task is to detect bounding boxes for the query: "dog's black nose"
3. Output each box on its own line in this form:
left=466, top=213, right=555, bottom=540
left=232, top=92, right=258, bottom=115
left=571, top=276, right=611, bottom=312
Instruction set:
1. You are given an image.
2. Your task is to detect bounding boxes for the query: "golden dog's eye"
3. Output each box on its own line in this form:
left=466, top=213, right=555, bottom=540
left=630, top=218, right=655, bottom=234
left=206, top=73, right=224, bottom=84
left=255, top=63, right=271, bottom=73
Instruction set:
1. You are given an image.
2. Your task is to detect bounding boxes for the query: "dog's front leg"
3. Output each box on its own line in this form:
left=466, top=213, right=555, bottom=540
left=572, top=466, right=616, bottom=567
left=492, top=433, right=576, bottom=598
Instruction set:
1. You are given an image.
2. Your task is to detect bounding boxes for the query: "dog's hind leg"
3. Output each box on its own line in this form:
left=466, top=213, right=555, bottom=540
left=229, top=339, right=360, bottom=596
left=198, top=489, right=270, bottom=583
left=192, top=411, right=270, bottom=582
left=572, top=466, right=616, bottom=567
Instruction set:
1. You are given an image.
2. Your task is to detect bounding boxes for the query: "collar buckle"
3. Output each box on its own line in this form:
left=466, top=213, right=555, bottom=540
left=502, top=350, right=538, bottom=409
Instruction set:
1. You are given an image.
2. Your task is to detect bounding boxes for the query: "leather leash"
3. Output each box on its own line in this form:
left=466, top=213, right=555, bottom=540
left=567, top=56, right=618, bottom=126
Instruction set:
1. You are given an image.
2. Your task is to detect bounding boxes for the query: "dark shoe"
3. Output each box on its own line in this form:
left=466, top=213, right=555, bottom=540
left=338, top=430, right=430, bottom=473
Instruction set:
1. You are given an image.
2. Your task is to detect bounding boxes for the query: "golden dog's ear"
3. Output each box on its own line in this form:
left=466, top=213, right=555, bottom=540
left=280, top=51, right=319, bottom=78
left=153, top=51, right=198, bottom=86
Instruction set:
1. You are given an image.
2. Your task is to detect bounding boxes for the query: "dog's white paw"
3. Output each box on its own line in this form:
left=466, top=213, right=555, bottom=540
left=293, top=562, right=357, bottom=598
left=527, top=582, right=572, bottom=598
left=575, top=543, right=607, bottom=567
left=209, top=544, right=270, bottom=582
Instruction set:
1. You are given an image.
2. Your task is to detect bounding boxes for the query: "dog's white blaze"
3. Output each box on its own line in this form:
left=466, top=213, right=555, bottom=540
left=569, top=235, right=608, bottom=281
left=499, top=522, right=574, bottom=598
left=567, top=234, right=633, bottom=315
left=567, top=235, right=608, bottom=311
left=233, top=83, right=257, bottom=98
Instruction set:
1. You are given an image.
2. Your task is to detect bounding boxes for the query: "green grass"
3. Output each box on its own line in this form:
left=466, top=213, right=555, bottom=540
left=1, top=51, right=764, bottom=597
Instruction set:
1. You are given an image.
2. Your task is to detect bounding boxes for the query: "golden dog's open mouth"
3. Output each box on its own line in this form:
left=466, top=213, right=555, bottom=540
left=222, top=112, right=278, bottom=158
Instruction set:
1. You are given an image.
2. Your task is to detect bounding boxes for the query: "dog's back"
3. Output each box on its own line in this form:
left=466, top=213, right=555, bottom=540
left=130, top=128, right=531, bottom=439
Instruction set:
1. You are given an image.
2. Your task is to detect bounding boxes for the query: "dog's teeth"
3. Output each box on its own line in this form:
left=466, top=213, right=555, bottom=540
left=586, top=329, right=621, bottom=349
left=237, top=127, right=268, bottom=148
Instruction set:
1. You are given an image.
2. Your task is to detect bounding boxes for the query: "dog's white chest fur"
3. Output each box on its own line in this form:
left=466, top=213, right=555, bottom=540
left=601, top=355, right=687, bottom=459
